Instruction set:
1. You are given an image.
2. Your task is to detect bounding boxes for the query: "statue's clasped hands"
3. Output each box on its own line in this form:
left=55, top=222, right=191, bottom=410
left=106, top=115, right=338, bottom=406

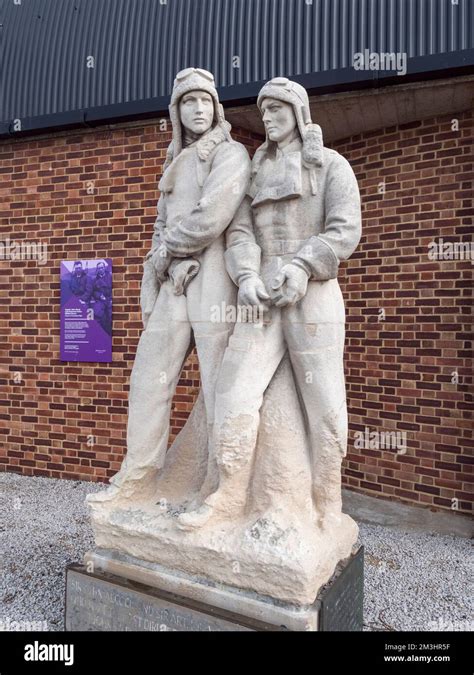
left=271, top=263, right=309, bottom=307
left=238, top=262, right=310, bottom=318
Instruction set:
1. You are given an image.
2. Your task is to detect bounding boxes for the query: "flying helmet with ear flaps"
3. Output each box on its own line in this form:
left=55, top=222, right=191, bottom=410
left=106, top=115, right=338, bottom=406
left=256, top=77, right=324, bottom=167
left=168, top=68, right=231, bottom=157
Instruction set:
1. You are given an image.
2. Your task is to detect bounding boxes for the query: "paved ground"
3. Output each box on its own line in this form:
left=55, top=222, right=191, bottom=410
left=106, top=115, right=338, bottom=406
left=0, top=472, right=472, bottom=632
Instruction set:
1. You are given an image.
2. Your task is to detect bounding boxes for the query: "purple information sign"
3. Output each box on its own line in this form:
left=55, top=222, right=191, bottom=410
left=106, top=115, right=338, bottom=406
left=60, top=259, right=112, bottom=362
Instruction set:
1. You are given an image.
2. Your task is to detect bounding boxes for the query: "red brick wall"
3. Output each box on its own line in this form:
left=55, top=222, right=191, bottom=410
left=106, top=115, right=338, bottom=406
left=0, top=110, right=472, bottom=516
left=332, top=110, right=473, bottom=516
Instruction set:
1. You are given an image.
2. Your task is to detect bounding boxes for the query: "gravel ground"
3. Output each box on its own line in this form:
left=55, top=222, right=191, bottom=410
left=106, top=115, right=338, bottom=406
left=0, top=472, right=472, bottom=632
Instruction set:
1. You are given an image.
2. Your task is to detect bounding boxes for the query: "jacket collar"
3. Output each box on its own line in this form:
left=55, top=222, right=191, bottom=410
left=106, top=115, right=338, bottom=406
left=159, top=123, right=231, bottom=192
left=275, top=136, right=303, bottom=157
left=161, top=121, right=231, bottom=172
left=195, top=122, right=231, bottom=161
left=249, top=148, right=303, bottom=207
left=248, top=129, right=323, bottom=206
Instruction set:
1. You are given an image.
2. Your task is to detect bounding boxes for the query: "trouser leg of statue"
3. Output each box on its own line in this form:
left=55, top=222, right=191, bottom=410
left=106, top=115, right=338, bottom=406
left=90, top=282, right=191, bottom=502
left=285, top=324, right=347, bottom=526
left=178, top=311, right=287, bottom=527
left=282, top=279, right=348, bottom=525
left=190, top=329, right=233, bottom=492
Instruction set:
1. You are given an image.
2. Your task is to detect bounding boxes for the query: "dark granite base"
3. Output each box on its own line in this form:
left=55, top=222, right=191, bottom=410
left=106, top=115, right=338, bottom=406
left=65, top=547, right=364, bottom=632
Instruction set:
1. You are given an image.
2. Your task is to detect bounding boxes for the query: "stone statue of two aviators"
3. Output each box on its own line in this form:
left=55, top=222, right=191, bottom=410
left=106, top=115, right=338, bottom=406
left=90, top=68, right=361, bottom=534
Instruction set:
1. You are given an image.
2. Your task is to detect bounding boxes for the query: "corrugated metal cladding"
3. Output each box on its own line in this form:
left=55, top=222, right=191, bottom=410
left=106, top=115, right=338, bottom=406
left=0, top=0, right=473, bottom=123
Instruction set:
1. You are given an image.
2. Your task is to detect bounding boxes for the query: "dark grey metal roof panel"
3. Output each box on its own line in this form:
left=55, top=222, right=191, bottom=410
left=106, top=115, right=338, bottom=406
left=1, top=0, right=473, bottom=133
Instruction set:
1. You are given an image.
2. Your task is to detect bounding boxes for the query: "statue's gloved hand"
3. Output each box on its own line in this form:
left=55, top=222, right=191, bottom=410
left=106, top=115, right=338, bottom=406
left=148, top=244, right=172, bottom=282
left=168, top=258, right=200, bottom=296
left=271, top=263, right=310, bottom=307
left=238, top=275, right=270, bottom=311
